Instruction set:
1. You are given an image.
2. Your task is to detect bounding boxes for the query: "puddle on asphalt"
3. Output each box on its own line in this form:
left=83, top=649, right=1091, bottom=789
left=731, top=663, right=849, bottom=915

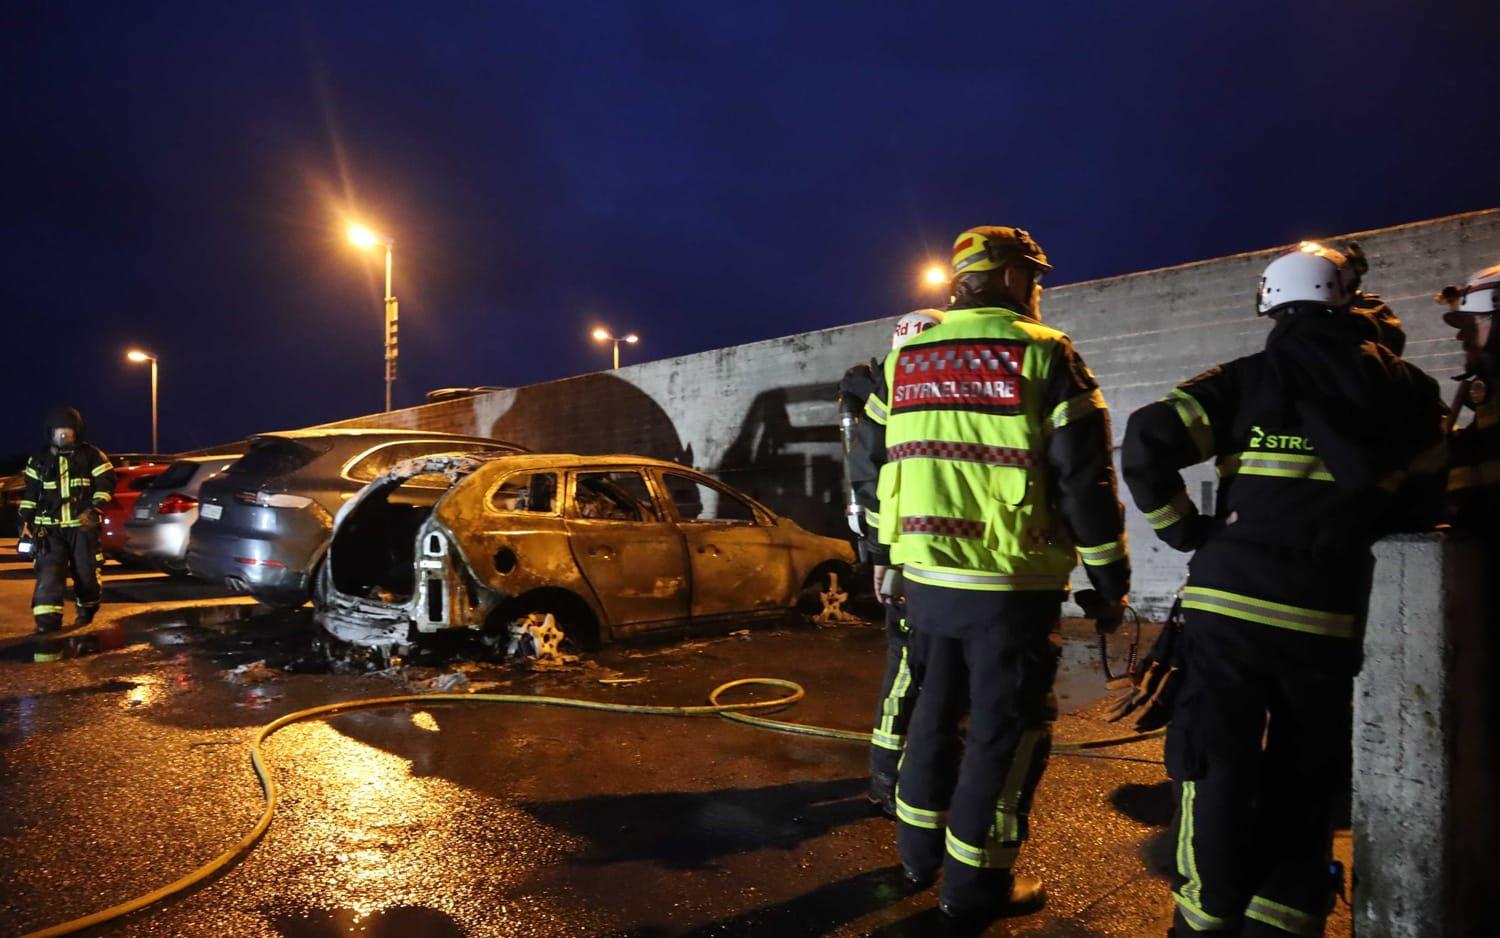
left=268, top=905, right=465, bottom=937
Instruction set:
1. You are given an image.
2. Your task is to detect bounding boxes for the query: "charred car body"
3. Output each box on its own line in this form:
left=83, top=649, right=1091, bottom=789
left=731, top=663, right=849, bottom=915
left=315, top=453, right=856, bottom=655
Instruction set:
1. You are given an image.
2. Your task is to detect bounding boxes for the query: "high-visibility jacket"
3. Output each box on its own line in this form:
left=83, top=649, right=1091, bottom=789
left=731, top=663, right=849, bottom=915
left=1122, top=307, right=1446, bottom=665
left=19, top=444, right=116, bottom=529
left=864, top=305, right=1129, bottom=596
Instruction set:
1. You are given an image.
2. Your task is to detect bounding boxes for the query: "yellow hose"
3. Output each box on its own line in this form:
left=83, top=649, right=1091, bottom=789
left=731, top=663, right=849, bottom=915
left=18, top=677, right=1159, bottom=937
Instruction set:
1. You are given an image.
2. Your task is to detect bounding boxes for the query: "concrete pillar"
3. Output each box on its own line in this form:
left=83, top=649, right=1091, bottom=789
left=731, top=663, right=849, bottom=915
left=1353, top=533, right=1496, bottom=937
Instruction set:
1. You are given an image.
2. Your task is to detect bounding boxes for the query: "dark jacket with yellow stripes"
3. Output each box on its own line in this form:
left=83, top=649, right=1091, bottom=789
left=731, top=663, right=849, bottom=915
left=1122, top=308, right=1446, bottom=663
left=19, top=444, right=117, bottom=529
left=1446, top=361, right=1500, bottom=530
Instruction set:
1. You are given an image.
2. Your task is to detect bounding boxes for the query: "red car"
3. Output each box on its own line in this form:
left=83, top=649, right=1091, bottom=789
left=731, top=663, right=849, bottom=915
left=100, top=463, right=171, bottom=559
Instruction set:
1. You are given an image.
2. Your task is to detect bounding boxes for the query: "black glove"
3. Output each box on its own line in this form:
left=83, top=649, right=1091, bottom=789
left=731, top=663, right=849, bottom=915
left=1075, top=588, right=1126, bottom=635
left=1105, top=598, right=1184, bottom=732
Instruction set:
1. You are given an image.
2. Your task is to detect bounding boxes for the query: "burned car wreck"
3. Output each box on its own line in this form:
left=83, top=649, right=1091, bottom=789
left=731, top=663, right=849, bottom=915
left=315, top=452, right=857, bottom=657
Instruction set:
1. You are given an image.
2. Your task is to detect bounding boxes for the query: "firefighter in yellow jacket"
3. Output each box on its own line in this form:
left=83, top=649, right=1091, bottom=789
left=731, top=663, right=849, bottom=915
left=18, top=407, right=116, bottom=633
left=866, top=227, right=1130, bottom=921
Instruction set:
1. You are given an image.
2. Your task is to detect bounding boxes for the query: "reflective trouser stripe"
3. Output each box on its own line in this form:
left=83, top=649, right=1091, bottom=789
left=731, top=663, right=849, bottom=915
left=904, top=563, right=1066, bottom=592
left=993, top=728, right=1044, bottom=842
left=1166, top=389, right=1214, bottom=460
left=864, top=395, right=889, bottom=425
left=872, top=646, right=912, bottom=751
left=1218, top=452, right=1334, bottom=482
left=895, top=794, right=946, bottom=829
left=1047, top=388, right=1106, bottom=432
left=1182, top=586, right=1355, bottom=639
left=1175, top=781, right=1230, bottom=930
left=33, top=605, right=65, bottom=615
left=1245, top=896, right=1324, bottom=936
left=1449, top=458, right=1500, bottom=492
left=1077, top=540, right=1126, bottom=566
left=1147, top=491, right=1194, bottom=530
left=944, top=829, right=1018, bottom=870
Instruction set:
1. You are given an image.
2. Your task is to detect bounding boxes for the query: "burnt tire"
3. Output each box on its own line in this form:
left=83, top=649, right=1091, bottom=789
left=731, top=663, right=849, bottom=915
left=795, top=563, right=855, bottom=622
left=488, top=590, right=602, bottom=653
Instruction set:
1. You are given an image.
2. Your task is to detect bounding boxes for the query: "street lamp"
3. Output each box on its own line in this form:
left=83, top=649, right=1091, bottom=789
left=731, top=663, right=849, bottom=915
left=923, top=264, right=948, bottom=288
left=591, top=328, right=639, bottom=369
left=126, top=349, right=158, bottom=454
left=347, top=223, right=398, bottom=412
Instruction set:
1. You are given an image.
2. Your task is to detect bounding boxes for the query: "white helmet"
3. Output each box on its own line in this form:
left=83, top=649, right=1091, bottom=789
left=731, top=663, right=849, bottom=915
left=1437, top=262, right=1500, bottom=321
left=1256, top=241, right=1362, bottom=316
left=892, top=309, right=944, bottom=350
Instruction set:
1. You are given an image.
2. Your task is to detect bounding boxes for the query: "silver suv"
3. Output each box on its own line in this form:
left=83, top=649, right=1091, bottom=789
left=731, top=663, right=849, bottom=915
left=187, top=429, right=524, bottom=607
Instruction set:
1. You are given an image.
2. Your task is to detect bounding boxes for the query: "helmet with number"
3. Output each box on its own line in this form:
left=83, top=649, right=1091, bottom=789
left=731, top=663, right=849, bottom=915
left=1256, top=241, right=1365, bottom=316
left=950, top=226, right=1051, bottom=279
left=891, top=309, right=944, bottom=350
left=1436, top=262, right=1500, bottom=325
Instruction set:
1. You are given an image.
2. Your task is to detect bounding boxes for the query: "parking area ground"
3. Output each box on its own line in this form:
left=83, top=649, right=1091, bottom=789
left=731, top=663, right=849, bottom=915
left=0, top=544, right=1352, bottom=937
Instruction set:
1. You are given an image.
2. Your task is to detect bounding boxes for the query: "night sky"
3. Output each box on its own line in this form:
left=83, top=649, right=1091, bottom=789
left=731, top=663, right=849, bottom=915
left=4, top=2, right=1498, bottom=460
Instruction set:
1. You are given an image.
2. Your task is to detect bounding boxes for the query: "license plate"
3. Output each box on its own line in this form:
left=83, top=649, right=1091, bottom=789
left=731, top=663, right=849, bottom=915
left=201, top=504, right=223, bottom=521
left=134, top=507, right=151, bottom=519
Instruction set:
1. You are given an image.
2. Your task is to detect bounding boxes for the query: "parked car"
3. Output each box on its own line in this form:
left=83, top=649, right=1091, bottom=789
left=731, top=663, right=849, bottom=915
left=188, top=429, right=525, bottom=607
left=314, top=452, right=856, bottom=656
left=99, top=463, right=172, bottom=559
left=122, top=454, right=243, bottom=574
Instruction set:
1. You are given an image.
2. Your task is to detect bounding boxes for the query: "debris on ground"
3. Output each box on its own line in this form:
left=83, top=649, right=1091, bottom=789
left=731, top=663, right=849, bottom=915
left=730, top=629, right=751, bottom=639
left=598, top=676, right=647, bottom=686
left=223, top=660, right=281, bottom=685
left=408, top=670, right=470, bottom=693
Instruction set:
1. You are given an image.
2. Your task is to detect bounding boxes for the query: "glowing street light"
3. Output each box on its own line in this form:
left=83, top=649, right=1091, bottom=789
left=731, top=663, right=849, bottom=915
left=346, top=222, right=399, bottom=412
left=592, top=328, right=639, bottom=369
left=923, top=264, right=948, bottom=288
left=126, top=349, right=159, bottom=454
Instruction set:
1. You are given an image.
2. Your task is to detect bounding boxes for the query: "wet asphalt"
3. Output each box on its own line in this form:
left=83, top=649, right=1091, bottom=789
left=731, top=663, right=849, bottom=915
left=0, top=547, right=1352, bottom=937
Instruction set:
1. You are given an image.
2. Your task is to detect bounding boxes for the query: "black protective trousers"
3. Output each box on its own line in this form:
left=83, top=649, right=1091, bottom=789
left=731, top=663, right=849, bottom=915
left=868, top=603, right=916, bottom=797
left=32, top=525, right=103, bottom=630
left=894, top=586, right=1061, bottom=908
left=1168, top=610, right=1349, bottom=936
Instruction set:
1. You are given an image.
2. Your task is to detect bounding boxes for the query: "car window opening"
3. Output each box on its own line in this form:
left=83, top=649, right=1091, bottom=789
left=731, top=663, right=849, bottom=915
left=329, top=475, right=450, bottom=603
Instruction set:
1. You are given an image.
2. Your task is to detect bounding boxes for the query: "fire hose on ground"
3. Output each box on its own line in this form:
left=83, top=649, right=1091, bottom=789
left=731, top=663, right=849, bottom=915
left=20, top=672, right=1163, bottom=938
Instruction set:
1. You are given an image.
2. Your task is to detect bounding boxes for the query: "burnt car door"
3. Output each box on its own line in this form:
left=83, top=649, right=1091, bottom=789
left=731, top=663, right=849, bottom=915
left=656, top=470, right=794, bottom=620
left=564, top=468, right=691, bottom=633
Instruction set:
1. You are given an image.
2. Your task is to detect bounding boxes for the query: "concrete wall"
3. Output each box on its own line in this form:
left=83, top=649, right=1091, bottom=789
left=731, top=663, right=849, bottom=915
left=320, top=208, right=1500, bottom=614
left=1354, top=533, right=1497, bottom=936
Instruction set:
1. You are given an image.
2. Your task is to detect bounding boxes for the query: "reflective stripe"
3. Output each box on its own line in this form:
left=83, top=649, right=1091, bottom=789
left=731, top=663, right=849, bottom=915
left=864, top=395, right=889, bottom=425
left=900, top=515, right=986, bottom=539
left=863, top=506, right=882, bottom=527
left=1077, top=540, right=1125, bottom=567
left=92, top=460, right=114, bottom=477
left=61, top=458, right=72, bottom=525
left=1182, top=586, right=1354, bottom=638
left=895, top=794, right=946, bottom=830
left=33, top=605, right=65, bottom=615
left=92, top=492, right=111, bottom=503
left=903, top=563, right=1065, bottom=591
left=1047, top=388, right=1106, bottom=431
left=872, top=646, right=912, bottom=751
left=18, top=499, right=36, bottom=509
left=886, top=440, right=1033, bottom=468
left=944, top=829, right=1018, bottom=870
left=1146, top=491, right=1195, bottom=530
left=42, top=481, right=58, bottom=490
left=993, top=728, right=1045, bottom=842
left=1166, top=389, right=1214, bottom=460
left=24, top=466, right=40, bottom=480
left=1175, top=781, right=1230, bottom=931
left=1245, top=896, right=1324, bottom=937
left=1218, top=452, right=1334, bottom=482
left=1449, top=458, right=1500, bottom=492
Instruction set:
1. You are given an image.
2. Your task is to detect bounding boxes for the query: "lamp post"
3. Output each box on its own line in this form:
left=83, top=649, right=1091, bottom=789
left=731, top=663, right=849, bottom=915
left=348, top=224, right=398, bottom=412
left=126, top=350, right=158, bottom=453
left=591, top=328, right=639, bottom=369
left=922, top=264, right=948, bottom=289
